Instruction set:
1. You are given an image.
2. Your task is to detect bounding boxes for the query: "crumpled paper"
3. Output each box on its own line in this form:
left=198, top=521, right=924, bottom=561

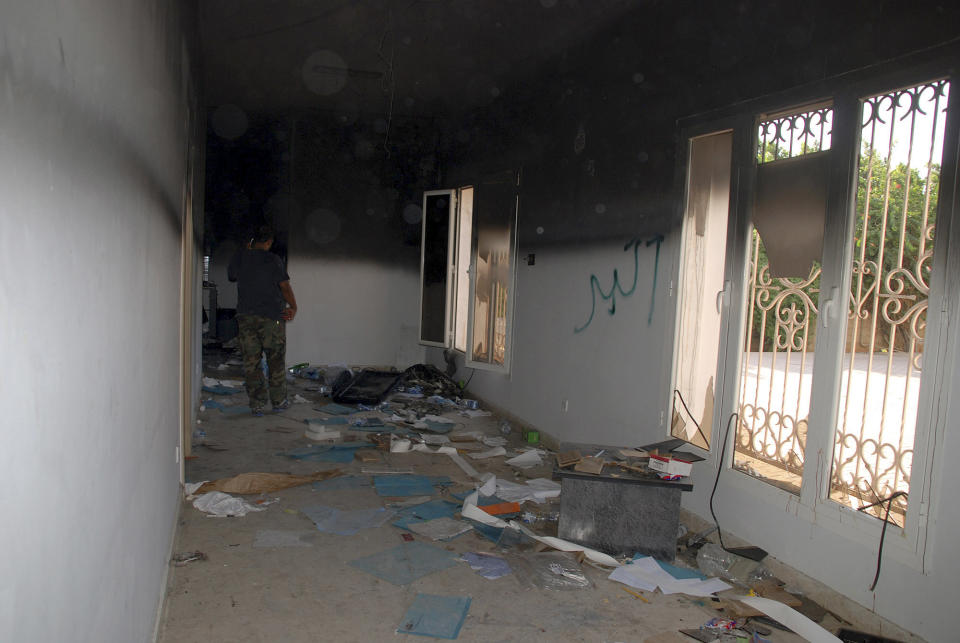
left=193, top=470, right=342, bottom=495
left=192, top=491, right=269, bottom=517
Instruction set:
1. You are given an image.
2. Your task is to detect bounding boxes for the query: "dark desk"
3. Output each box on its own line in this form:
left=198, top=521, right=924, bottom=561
left=556, top=468, right=693, bottom=561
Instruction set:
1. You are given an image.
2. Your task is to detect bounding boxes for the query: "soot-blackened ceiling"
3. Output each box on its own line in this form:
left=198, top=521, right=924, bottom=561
left=200, top=0, right=641, bottom=119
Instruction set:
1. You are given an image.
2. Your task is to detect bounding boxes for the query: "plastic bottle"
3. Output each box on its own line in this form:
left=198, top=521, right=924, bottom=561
left=695, top=543, right=771, bottom=585
left=499, top=420, right=512, bottom=435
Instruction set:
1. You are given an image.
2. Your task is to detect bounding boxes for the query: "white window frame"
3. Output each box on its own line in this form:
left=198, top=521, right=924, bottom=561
left=670, top=70, right=959, bottom=568
left=417, top=189, right=457, bottom=348
left=465, top=187, right=518, bottom=374
left=418, top=178, right=519, bottom=375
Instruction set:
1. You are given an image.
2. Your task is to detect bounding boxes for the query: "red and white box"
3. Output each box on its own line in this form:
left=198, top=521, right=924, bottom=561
left=648, top=454, right=692, bottom=477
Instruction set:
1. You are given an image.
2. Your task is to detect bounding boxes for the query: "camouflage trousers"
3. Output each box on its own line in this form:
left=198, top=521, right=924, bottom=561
left=237, top=314, right=287, bottom=410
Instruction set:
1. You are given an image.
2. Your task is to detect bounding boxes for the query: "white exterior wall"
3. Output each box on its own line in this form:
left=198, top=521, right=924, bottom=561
left=0, top=2, right=198, bottom=641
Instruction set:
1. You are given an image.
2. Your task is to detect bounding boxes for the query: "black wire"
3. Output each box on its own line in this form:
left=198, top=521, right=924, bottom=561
left=673, top=389, right=711, bottom=447
left=859, top=490, right=908, bottom=591
left=709, top=412, right=738, bottom=553
left=461, top=367, right=475, bottom=391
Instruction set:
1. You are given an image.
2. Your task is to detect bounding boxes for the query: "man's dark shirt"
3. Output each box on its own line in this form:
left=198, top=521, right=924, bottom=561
left=227, top=249, right=289, bottom=320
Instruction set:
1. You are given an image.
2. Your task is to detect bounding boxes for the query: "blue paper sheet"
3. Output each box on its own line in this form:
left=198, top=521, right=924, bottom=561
left=203, top=385, right=243, bottom=395
left=392, top=499, right=461, bottom=529
left=461, top=552, right=512, bottom=580
left=631, top=554, right=707, bottom=580
left=465, top=519, right=503, bottom=544
left=220, top=405, right=252, bottom=415
left=280, top=443, right=368, bottom=463
left=301, top=505, right=394, bottom=535
left=397, top=594, right=471, bottom=639
left=423, top=420, right=455, bottom=434
left=450, top=492, right=506, bottom=506
left=312, top=475, right=372, bottom=491
left=374, top=475, right=449, bottom=497
left=349, top=542, right=458, bottom=586
left=314, top=403, right=356, bottom=415
left=201, top=400, right=225, bottom=410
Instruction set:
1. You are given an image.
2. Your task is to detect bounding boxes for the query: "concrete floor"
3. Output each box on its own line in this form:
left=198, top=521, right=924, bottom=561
left=157, top=357, right=914, bottom=643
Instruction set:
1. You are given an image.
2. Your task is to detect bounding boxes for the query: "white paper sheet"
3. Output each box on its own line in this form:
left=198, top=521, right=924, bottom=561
left=419, top=433, right=451, bottom=445
left=478, top=473, right=497, bottom=496
left=447, top=452, right=480, bottom=479
left=192, top=491, right=267, bottom=517
left=608, top=556, right=731, bottom=596
left=734, top=596, right=842, bottom=642
left=461, top=499, right=620, bottom=567
left=505, top=449, right=543, bottom=468
left=468, top=446, right=507, bottom=460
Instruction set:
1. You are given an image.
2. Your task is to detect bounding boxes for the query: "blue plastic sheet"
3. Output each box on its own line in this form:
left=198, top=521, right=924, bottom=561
left=220, top=405, right=252, bottom=415
left=374, top=475, right=451, bottom=497
left=314, top=403, right=356, bottom=415
left=423, top=420, right=455, bottom=434
left=392, top=499, right=461, bottom=529
left=312, top=475, right=372, bottom=491
left=397, top=594, right=471, bottom=639
left=201, top=400, right=225, bottom=410
left=301, top=505, right=394, bottom=535
left=450, top=492, right=506, bottom=506
left=348, top=542, right=458, bottom=586
left=279, top=443, right=368, bottom=463
left=202, top=385, right=243, bottom=395
left=465, top=519, right=503, bottom=544
left=353, top=417, right=385, bottom=428
left=631, top=554, right=707, bottom=580
left=461, top=552, right=512, bottom=580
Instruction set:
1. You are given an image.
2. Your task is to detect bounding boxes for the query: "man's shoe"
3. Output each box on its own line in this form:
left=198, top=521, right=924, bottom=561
left=272, top=399, right=291, bottom=412
left=251, top=407, right=265, bottom=417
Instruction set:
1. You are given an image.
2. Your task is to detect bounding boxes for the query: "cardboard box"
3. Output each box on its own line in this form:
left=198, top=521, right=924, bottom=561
left=647, top=454, right=692, bottom=477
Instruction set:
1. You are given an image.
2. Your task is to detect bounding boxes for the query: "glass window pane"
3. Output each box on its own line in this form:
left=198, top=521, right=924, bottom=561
left=420, top=192, right=452, bottom=345
left=672, top=131, right=733, bottom=449
left=454, top=187, right=473, bottom=353
left=469, top=177, right=516, bottom=368
left=829, top=80, right=950, bottom=525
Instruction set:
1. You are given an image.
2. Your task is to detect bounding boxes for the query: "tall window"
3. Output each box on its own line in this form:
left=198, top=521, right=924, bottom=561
left=419, top=176, right=518, bottom=372
left=672, top=76, right=955, bottom=534
left=671, top=131, right=733, bottom=449
left=734, top=105, right=834, bottom=494
left=829, top=80, right=950, bottom=524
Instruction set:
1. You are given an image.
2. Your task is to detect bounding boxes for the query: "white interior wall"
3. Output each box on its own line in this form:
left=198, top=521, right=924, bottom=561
left=0, top=2, right=197, bottom=641
left=286, top=256, right=424, bottom=368
left=208, top=239, right=239, bottom=309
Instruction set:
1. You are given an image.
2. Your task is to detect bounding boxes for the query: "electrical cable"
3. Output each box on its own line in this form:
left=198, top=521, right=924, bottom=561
left=858, top=490, right=908, bottom=591
left=709, top=413, right=739, bottom=553
left=460, top=367, right=476, bottom=391
left=673, top=388, right=710, bottom=448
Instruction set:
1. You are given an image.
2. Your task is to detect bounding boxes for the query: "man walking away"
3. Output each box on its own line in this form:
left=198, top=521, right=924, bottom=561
left=228, top=225, right=298, bottom=416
